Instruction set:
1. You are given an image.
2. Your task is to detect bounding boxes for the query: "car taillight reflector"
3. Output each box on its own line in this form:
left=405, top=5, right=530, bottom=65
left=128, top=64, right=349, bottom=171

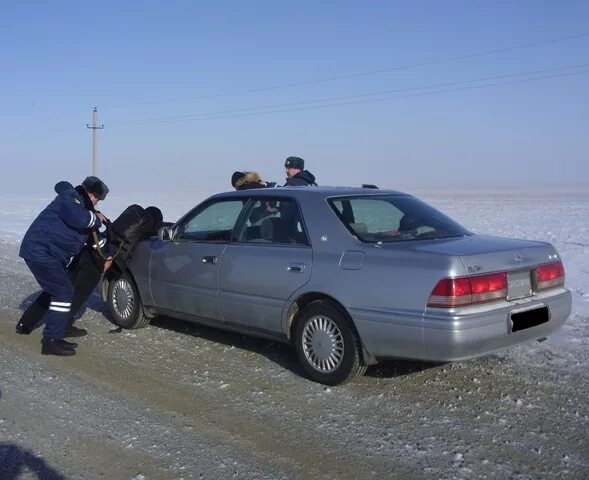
left=536, top=261, right=565, bottom=290
left=428, top=272, right=507, bottom=308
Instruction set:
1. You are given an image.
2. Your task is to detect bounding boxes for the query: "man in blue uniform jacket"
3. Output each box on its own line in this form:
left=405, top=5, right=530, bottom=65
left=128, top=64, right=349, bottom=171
left=19, top=176, right=110, bottom=356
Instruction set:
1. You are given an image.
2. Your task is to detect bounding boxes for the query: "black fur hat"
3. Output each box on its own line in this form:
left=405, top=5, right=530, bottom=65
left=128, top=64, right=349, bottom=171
left=82, top=176, right=109, bottom=200
left=285, top=156, right=304, bottom=170
left=231, top=171, right=245, bottom=189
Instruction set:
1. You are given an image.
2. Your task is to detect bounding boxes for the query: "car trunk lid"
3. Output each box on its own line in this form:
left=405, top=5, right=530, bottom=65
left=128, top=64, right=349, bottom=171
left=381, top=234, right=557, bottom=272
left=407, top=235, right=561, bottom=304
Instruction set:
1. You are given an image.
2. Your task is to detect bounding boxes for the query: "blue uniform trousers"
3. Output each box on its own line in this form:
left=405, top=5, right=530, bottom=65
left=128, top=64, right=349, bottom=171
left=25, top=258, right=74, bottom=340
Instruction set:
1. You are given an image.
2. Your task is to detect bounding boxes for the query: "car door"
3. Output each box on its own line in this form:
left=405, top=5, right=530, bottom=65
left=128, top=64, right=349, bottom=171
left=219, top=197, right=312, bottom=334
left=150, top=199, right=246, bottom=321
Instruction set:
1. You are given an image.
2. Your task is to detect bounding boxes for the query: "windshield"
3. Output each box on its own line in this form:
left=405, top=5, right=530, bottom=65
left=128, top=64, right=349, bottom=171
left=328, top=195, right=471, bottom=243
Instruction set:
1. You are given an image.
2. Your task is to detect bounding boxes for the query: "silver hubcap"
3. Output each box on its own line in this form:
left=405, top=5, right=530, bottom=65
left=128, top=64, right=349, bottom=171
left=112, top=279, right=134, bottom=319
left=302, top=315, right=344, bottom=373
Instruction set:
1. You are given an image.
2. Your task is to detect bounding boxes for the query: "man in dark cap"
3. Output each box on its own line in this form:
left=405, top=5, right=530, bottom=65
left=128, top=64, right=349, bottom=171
left=284, top=156, right=317, bottom=186
left=82, top=175, right=109, bottom=201
left=17, top=176, right=110, bottom=356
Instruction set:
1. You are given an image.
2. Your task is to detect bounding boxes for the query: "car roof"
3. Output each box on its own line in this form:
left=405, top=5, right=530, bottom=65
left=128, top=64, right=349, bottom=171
left=210, top=186, right=410, bottom=200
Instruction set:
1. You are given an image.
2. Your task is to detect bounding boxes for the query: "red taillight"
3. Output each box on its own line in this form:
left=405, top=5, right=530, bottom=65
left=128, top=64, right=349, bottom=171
left=428, top=277, right=472, bottom=307
left=428, top=272, right=507, bottom=308
left=536, top=261, right=565, bottom=290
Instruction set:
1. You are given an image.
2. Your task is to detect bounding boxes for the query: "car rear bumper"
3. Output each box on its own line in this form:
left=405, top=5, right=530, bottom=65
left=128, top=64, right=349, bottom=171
left=420, top=288, right=572, bottom=361
left=351, top=288, right=572, bottom=362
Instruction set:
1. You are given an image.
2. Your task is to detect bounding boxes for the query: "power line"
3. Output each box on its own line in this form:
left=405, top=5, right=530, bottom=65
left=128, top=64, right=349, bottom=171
left=0, top=126, right=81, bottom=146
left=109, top=63, right=589, bottom=127
left=4, top=31, right=587, bottom=135
left=168, top=68, right=589, bottom=123
left=110, top=68, right=589, bottom=125
left=4, top=62, right=588, bottom=143
left=4, top=110, right=85, bottom=133
left=104, top=32, right=589, bottom=110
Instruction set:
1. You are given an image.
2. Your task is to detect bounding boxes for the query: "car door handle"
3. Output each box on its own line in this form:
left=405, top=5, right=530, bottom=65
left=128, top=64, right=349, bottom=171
left=287, top=263, right=306, bottom=273
left=202, top=255, right=218, bottom=264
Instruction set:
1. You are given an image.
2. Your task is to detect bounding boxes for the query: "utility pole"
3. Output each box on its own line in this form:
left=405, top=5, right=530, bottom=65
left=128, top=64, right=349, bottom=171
left=86, top=107, right=104, bottom=176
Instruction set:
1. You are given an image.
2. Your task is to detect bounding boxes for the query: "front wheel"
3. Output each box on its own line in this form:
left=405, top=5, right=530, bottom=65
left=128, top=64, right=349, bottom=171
left=107, top=272, right=149, bottom=329
left=294, top=301, right=367, bottom=385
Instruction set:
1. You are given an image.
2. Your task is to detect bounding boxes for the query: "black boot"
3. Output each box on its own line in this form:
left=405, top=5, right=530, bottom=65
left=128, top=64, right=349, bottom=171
left=65, top=325, right=87, bottom=338
left=18, top=291, right=51, bottom=334
left=41, top=339, right=76, bottom=356
left=61, top=339, right=78, bottom=348
left=16, top=322, right=32, bottom=335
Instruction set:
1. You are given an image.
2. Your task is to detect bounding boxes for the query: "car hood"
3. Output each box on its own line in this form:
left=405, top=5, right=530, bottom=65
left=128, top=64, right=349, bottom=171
left=379, top=234, right=558, bottom=274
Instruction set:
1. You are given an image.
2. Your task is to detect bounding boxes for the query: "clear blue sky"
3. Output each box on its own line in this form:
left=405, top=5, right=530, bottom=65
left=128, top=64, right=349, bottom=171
left=1, top=0, right=588, bottom=195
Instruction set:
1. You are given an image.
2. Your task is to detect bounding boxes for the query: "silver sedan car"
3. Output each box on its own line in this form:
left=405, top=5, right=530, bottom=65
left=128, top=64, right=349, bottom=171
left=103, top=187, right=572, bottom=385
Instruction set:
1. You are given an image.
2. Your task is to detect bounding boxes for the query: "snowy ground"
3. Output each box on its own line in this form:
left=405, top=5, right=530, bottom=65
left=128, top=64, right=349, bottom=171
left=0, top=188, right=588, bottom=479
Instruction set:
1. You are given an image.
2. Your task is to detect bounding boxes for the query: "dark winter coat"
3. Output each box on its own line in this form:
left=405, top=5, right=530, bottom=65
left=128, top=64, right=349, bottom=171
left=237, top=181, right=277, bottom=190
left=107, top=205, right=164, bottom=268
left=20, top=181, right=102, bottom=266
left=285, top=170, right=317, bottom=186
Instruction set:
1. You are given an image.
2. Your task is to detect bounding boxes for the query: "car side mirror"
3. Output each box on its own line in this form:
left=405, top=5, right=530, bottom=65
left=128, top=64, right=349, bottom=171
left=158, top=226, right=174, bottom=242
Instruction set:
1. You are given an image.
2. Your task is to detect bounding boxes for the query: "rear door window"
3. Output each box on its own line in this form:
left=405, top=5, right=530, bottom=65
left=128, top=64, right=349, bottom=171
left=330, top=195, right=471, bottom=243
left=236, top=198, right=309, bottom=245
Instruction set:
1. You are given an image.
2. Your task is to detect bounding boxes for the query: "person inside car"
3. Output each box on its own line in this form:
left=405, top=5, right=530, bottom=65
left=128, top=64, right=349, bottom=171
left=231, top=171, right=277, bottom=223
left=231, top=171, right=276, bottom=190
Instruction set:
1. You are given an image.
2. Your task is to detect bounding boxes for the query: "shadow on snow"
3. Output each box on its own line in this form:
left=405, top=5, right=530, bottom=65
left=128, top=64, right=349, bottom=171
left=149, top=314, right=308, bottom=380
left=17, top=291, right=441, bottom=382
left=148, top=315, right=441, bottom=382
left=0, top=388, right=66, bottom=480
left=0, top=444, right=65, bottom=480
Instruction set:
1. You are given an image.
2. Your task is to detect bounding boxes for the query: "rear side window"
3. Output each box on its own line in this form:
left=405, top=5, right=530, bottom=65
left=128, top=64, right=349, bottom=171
left=329, top=195, right=471, bottom=243
left=236, top=198, right=309, bottom=245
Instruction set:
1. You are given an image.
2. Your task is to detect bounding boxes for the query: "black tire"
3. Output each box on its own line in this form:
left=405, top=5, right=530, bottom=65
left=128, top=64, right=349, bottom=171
left=107, top=272, right=149, bottom=329
left=294, top=300, right=367, bottom=385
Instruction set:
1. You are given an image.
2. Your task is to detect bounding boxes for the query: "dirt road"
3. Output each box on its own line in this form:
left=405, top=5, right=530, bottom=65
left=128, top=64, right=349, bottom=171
left=1, top=239, right=587, bottom=479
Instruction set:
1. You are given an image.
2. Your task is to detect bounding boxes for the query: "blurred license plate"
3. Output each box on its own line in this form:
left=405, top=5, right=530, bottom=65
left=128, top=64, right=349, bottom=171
left=507, top=270, right=532, bottom=300
left=511, top=306, right=549, bottom=332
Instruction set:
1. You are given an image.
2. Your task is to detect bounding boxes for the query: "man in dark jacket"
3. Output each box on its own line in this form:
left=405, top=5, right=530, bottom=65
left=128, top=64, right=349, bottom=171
left=18, top=176, right=109, bottom=356
left=281, top=157, right=316, bottom=237
left=284, top=156, right=317, bottom=186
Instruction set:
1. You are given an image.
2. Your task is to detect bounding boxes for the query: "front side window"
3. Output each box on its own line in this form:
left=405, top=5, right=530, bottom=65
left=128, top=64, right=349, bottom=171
left=176, top=200, right=245, bottom=242
left=237, top=198, right=309, bottom=245
left=329, top=195, right=471, bottom=243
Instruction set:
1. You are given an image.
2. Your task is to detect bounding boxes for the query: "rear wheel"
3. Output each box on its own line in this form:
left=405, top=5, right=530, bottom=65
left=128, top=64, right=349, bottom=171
left=294, top=301, right=367, bottom=385
left=107, top=272, right=149, bottom=329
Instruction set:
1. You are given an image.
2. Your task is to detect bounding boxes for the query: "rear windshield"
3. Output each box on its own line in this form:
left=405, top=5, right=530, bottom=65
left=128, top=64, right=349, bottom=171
left=328, top=195, right=471, bottom=243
